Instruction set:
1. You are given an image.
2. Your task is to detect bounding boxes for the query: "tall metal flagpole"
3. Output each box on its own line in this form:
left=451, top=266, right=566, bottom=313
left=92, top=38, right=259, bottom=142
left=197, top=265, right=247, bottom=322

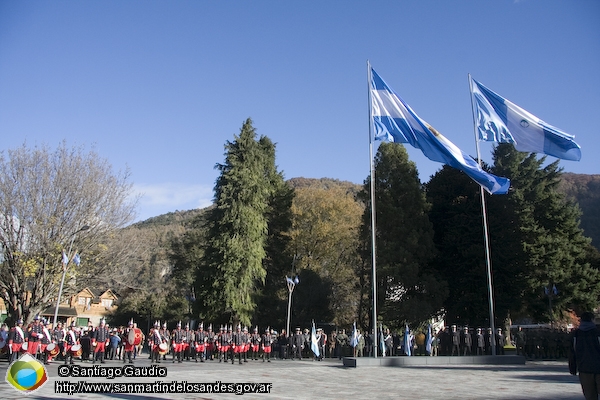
left=468, top=74, right=497, bottom=356
left=367, top=60, right=378, bottom=358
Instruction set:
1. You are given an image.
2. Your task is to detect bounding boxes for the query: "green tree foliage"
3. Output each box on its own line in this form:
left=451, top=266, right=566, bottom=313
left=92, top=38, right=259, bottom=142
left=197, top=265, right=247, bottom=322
left=491, top=144, right=600, bottom=319
left=287, top=185, right=363, bottom=327
left=358, top=142, right=447, bottom=330
left=194, top=119, right=287, bottom=326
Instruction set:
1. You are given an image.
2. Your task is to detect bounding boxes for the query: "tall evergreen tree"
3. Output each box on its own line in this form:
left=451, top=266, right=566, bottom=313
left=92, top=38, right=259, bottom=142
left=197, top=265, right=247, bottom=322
left=358, top=142, right=447, bottom=329
left=195, top=118, right=287, bottom=326
left=491, top=144, right=600, bottom=320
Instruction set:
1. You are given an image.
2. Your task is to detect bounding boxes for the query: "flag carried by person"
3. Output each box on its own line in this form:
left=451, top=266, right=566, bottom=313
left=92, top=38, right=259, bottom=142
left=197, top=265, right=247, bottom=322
left=379, top=325, right=386, bottom=357
left=403, top=324, right=412, bottom=356
left=425, top=324, right=433, bottom=355
left=470, top=77, right=581, bottom=161
left=310, top=321, right=320, bottom=358
left=350, top=322, right=359, bottom=348
left=370, top=68, right=510, bottom=194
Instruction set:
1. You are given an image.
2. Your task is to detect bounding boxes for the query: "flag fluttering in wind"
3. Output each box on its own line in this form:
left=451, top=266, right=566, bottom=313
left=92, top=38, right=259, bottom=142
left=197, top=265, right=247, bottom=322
left=470, top=78, right=581, bottom=161
left=370, top=68, right=510, bottom=195
left=350, top=322, right=359, bottom=348
left=403, top=324, right=412, bottom=356
left=379, top=326, right=386, bottom=357
left=310, top=321, right=320, bottom=358
left=62, top=250, right=69, bottom=265
left=425, top=324, right=433, bottom=355
left=73, top=253, right=81, bottom=266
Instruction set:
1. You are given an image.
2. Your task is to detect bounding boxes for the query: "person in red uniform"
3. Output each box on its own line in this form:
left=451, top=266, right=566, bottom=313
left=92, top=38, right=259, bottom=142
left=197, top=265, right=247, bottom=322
left=63, top=322, right=79, bottom=365
left=28, top=315, right=44, bottom=356
left=93, top=318, right=110, bottom=363
left=8, top=319, right=25, bottom=363
left=122, top=319, right=136, bottom=364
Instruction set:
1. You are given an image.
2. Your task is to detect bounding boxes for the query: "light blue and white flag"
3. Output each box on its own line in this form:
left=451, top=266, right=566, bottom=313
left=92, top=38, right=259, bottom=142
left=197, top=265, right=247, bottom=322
left=310, top=321, right=320, bottom=357
left=403, top=324, right=412, bottom=356
left=470, top=78, right=581, bottom=161
left=425, top=324, right=432, bottom=355
left=350, top=322, right=359, bottom=348
left=371, top=68, right=510, bottom=194
left=73, top=253, right=81, bottom=266
left=379, top=326, right=386, bottom=357
left=62, top=250, right=69, bottom=265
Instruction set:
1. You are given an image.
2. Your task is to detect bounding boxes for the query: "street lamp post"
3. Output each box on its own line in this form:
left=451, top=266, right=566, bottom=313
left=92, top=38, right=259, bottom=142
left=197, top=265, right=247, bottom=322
left=285, top=276, right=299, bottom=338
left=52, top=225, right=89, bottom=327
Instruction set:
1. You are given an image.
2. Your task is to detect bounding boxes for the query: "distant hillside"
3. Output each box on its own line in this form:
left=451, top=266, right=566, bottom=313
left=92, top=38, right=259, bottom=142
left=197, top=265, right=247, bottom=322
left=287, top=177, right=362, bottom=197
left=558, top=173, right=600, bottom=249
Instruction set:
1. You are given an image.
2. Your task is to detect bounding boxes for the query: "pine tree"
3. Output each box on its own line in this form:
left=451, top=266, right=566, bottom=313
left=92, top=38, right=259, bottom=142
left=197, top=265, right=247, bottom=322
left=196, top=118, right=286, bottom=326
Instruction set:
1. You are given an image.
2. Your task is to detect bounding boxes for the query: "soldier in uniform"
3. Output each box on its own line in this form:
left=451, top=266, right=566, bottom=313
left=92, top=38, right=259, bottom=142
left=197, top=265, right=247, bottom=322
left=8, top=319, right=25, bottom=363
left=28, top=315, right=44, bottom=357
left=495, top=328, right=505, bottom=355
left=450, top=325, right=460, bottom=356
left=183, top=323, right=194, bottom=361
left=476, top=327, right=485, bottom=355
left=195, top=323, right=206, bottom=362
left=461, top=326, right=472, bottom=356
left=291, top=327, right=304, bottom=360
left=40, top=319, right=54, bottom=364
left=515, top=326, right=526, bottom=357
left=53, top=322, right=66, bottom=361
left=171, top=321, right=184, bottom=363
left=261, top=327, right=273, bottom=362
left=122, top=319, right=136, bottom=364
left=93, top=318, right=110, bottom=363
left=250, top=327, right=261, bottom=361
left=63, top=322, right=79, bottom=365
left=150, top=321, right=165, bottom=364
left=302, top=328, right=310, bottom=358
left=159, top=322, right=170, bottom=361
left=206, top=324, right=215, bottom=360
left=216, top=326, right=226, bottom=362
left=318, top=328, right=327, bottom=360
left=231, top=325, right=244, bottom=364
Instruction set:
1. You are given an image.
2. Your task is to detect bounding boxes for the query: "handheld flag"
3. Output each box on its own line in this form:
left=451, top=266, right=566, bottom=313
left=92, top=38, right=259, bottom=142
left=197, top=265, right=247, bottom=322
left=310, top=321, right=320, bottom=358
left=470, top=78, right=581, bottom=161
left=350, top=322, right=359, bottom=348
left=404, top=324, right=412, bottom=356
left=371, top=68, right=510, bottom=194
left=425, top=324, right=433, bottom=355
left=379, top=326, right=386, bottom=357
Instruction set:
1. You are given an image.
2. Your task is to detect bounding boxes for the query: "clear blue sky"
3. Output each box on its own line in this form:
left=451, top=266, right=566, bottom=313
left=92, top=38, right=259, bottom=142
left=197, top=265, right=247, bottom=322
left=1, top=0, right=598, bottom=222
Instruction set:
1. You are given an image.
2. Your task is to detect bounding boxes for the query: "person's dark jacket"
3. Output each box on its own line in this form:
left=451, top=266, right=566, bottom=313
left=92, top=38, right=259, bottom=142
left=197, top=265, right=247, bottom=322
left=571, top=321, right=600, bottom=374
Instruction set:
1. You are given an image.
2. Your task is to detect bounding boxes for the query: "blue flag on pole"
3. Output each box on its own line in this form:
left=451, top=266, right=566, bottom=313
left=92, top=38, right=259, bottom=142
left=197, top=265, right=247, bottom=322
left=379, top=327, right=386, bottom=357
left=350, top=322, right=359, bottom=348
left=62, top=250, right=69, bottom=265
left=310, top=321, right=320, bottom=358
left=425, top=324, right=432, bottom=355
left=403, top=324, right=412, bottom=356
left=470, top=78, right=581, bottom=161
left=371, top=68, right=510, bottom=194
left=73, top=253, right=81, bottom=266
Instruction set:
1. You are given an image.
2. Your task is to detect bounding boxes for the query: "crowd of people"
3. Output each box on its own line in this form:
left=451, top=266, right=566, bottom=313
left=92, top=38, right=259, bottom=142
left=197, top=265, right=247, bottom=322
left=0, top=317, right=582, bottom=367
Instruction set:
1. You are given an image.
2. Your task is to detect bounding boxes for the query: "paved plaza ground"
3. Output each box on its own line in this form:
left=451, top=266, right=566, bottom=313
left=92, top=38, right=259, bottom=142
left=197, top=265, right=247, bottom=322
left=0, top=354, right=584, bottom=399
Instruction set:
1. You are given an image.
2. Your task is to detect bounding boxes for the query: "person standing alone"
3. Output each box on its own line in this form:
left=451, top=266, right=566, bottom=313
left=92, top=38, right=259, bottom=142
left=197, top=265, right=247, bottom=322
left=570, top=311, right=600, bottom=400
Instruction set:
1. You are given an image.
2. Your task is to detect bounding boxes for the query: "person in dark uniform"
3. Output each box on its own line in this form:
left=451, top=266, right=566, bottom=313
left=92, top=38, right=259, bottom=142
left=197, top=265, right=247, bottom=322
left=27, top=315, right=44, bottom=357
left=291, top=327, right=304, bottom=360
left=172, top=321, right=184, bottom=363
left=80, top=328, right=92, bottom=362
left=93, top=318, right=110, bottom=363
left=261, top=328, right=273, bottom=362
left=450, top=325, right=460, bottom=356
left=231, top=325, right=243, bottom=364
left=206, top=324, right=215, bottom=360
left=39, top=319, right=53, bottom=364
left=150, top=321, right=165, bottom=364
left=461, top=327, right=472, bottom=356
left=250, top=327, right=261, bottom=361
left=159, top=322, right=170, bottom=361
left=195, top=323, right=206, bottom=362
left=495, top=328, right=506, bottom=355
left=63, top=322, right=79, bottom=365
left=383, top=328, right=393, bottom=358
left=569, top=311, right=600, bottom=400
left=241, top=326, right=250, bottom=363
left=53, top=322, right=66, bottom=361
left=8, top=319, right=25, bottom=363
left=515, top=326, right=526, bottom=357
left=476, top=328, right=485, bottom=355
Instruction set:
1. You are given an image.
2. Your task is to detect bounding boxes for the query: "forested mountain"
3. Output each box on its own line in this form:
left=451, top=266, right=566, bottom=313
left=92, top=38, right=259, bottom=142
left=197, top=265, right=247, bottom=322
left=559, top=173, right=600, bottom=248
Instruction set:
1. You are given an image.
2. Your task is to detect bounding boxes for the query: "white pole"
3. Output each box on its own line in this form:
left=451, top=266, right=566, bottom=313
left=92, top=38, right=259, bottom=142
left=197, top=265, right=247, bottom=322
left=286, top=281, right=293, bottom=338
left=367, top=60, right=378, bottom=358
left=468, top=75, right=497, bottom=355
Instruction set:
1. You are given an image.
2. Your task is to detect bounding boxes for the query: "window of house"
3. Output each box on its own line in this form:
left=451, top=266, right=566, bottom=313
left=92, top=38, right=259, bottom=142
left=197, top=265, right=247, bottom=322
left=102, top=299, right=113, bottom=308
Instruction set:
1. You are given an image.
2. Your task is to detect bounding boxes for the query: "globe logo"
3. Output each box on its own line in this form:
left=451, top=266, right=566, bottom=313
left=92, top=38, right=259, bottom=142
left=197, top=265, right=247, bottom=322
left=5, top=353, right=48, bottom=393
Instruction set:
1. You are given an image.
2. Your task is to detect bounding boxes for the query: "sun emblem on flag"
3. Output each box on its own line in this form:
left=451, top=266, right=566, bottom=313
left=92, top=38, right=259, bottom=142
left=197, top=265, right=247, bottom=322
left=520, top=119, right=529, bottom=128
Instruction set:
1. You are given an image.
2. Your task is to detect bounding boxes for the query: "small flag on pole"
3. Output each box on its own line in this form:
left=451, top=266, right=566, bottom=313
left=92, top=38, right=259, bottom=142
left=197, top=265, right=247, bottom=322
left=370, top=68, right=510, bottom=194
left=404, top=324, right=412, bottom=356
left=310, top=321, right=320, bottom=358
left=73, top=253, right=81, bottom=266
left=470, top=77, right=581, bottom=161
left=425, top=324, right=433, bottom=355
left=62, top=250, right=69, bottom=265
left=350, top=322, right=359, bottom=348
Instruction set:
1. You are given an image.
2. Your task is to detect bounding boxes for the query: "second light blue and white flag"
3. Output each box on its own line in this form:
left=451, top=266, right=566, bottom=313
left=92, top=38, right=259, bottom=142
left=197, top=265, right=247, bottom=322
left=470, top=77, right=581, bottom=161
